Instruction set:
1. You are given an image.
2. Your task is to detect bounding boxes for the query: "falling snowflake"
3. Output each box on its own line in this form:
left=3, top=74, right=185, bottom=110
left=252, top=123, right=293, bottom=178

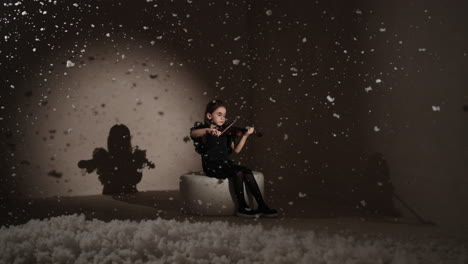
left=298, top=192, right=307, bottom=198
left=364, top=86, right=373, bottom=92
left=333, top=113, right=340, bottom=119
left=66, top=60, right=75, bottom=68
left=269, top=97, right=276, bottom=103
left=375, top=79, right=382, bottom=84
left=374, top=126, right=380, bottom=132
left=266, top=9, right=273, bottom=16
left=326, top=95, right=335, bottom=103
left=432, top=106, right=440, bottom=111
left=232, top=59, right=240, bottom=65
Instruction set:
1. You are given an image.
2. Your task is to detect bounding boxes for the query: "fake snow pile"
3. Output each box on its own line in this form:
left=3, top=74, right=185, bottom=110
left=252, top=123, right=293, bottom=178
left=0, top=215, right=465, bottom=264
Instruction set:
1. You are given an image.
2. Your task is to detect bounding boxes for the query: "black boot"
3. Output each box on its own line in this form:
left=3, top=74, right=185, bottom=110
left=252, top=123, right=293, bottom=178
left=236, top=207, right=261, bottom=218
left=257, top=205, right=279, bottom=218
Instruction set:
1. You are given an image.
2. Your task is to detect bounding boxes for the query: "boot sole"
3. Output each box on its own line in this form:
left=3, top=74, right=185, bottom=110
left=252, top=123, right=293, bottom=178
left=236, top=212, right=261, bottom=218
left=260, top=213, right=279, bottom=218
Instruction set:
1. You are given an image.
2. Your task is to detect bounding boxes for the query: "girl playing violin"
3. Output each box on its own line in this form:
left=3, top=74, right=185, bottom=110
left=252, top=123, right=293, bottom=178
left=190, top=100, right=278, bottom=218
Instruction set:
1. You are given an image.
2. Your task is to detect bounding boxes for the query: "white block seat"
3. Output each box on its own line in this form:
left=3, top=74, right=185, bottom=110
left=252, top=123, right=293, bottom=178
left=179, top=171, right=264, bottom=216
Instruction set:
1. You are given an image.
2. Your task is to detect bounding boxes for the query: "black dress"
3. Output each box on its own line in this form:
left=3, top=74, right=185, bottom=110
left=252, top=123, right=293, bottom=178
left=190, top=122, right=253, bottom=179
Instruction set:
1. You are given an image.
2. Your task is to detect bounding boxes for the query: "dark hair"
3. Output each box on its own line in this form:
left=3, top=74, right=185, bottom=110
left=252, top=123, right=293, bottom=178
left=204, top=100, right=227, bottom=124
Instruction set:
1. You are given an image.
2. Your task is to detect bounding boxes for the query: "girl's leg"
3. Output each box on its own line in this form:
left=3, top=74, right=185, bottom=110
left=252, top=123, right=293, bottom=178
left=233, top=171, right=249, bottom=209
left=233, top=171, right=260, bottom=218
left=243, top=172, right=278, bottom=216
left=243, top=172, right=267, bottom=208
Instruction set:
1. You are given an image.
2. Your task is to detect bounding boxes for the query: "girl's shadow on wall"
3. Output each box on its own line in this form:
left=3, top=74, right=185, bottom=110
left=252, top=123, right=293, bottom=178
left=78, top=124, right=155, bottom=195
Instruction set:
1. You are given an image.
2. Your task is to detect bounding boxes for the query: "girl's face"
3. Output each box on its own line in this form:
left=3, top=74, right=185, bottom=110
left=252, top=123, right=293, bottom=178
left=207, top=106, right=226, bottom=126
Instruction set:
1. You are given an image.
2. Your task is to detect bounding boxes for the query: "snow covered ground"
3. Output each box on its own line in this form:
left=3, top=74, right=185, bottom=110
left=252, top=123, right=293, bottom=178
left=1, top=214, right=465, bottom=264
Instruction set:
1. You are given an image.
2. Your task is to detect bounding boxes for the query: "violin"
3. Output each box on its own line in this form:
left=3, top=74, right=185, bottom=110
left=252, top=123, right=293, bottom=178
left=217, top=117, right=263, bottom=137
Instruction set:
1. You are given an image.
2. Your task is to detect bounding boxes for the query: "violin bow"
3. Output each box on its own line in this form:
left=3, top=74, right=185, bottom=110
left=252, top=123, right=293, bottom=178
left=219, top=116, right=239, bottom=136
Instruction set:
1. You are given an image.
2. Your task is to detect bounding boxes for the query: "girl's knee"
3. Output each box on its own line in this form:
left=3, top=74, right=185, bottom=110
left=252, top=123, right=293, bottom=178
left=243, top=168, right=253, bottom=175
left=244, top=173, right=255, bottom=183
left=234, top=171, right=243, bottom=178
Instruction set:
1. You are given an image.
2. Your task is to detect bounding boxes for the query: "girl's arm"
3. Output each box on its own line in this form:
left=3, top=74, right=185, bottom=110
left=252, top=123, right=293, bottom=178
left=231, top=127, right=254, bottom=153
left=190, top=127, right=221, bottom=138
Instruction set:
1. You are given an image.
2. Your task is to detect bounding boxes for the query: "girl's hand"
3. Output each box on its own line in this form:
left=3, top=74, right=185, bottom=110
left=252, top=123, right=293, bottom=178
left=206, top=128, right=222, bottom=137
left=245, top=127, right=255, bottom=136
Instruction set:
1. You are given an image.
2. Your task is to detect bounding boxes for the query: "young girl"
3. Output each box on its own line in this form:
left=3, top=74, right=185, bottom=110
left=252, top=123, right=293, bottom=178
left=190, top=100, right=278, bottom=218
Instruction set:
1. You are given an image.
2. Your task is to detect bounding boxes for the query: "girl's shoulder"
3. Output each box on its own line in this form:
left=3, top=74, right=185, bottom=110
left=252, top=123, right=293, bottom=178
left=190, top=122, right=208, bottom=155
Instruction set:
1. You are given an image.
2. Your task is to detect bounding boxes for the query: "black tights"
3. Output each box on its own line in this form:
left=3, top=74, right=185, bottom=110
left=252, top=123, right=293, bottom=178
left=232, top=171, right=266, bottom=209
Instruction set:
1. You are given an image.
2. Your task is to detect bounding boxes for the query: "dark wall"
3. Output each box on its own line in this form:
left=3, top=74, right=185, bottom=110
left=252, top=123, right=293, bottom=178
left=241, top=0, right=386, bottom=205
left=245, top=0, right=468, bottom=228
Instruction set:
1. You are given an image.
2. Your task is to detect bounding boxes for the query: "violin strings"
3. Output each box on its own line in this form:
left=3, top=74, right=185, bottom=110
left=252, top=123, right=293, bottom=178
left=219, top=116, right=239, bottom=135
